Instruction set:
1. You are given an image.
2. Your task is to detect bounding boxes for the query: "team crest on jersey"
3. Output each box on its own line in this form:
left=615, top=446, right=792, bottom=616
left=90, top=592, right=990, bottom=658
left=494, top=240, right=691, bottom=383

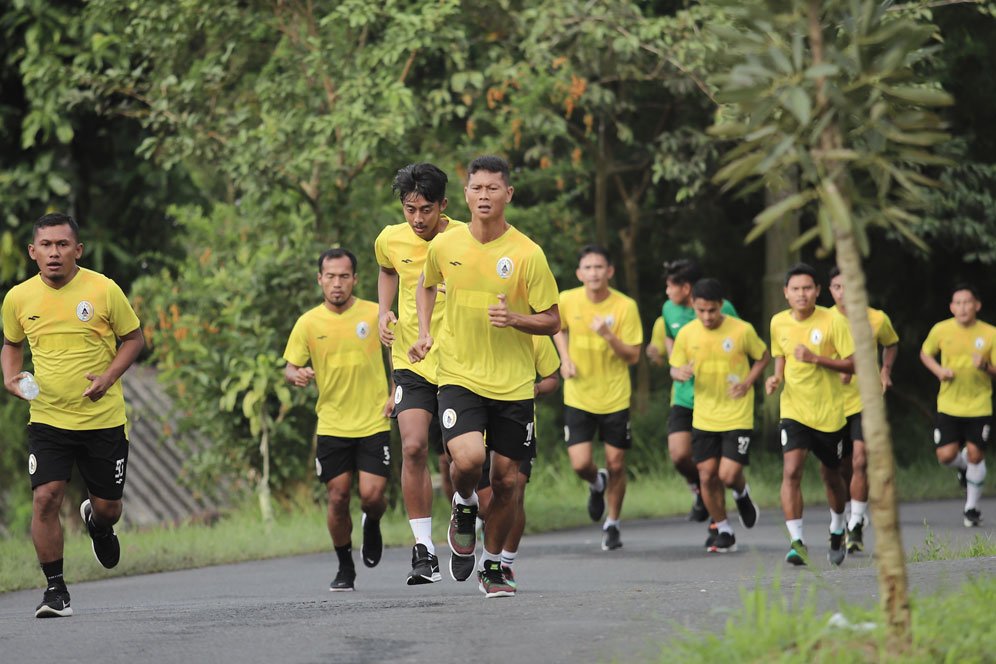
left=810, top=328, right=823, bottom=345
left=76, top=301, right=94, bottom=322
left=975, top=337, right=985, bottom=350
left=496, top=257, right=514, bottom=279
left=356, top=321, right=370, bottom=339
left=394, top=385, right=403, bottom=405
left=604, top=315, right=615, bottom=328
left=442, top=408, right=458, bottom=429
left=28, top=453, right=37, bottom=475
left=722, top=337, right=734, bottom=352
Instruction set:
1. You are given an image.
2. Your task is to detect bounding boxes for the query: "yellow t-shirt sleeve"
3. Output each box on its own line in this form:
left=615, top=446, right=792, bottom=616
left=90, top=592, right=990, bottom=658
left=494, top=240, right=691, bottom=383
left=422, top=243, right=443, bottom=289
left=877, top=313, right=899, bottom=347
left=558, top=292, right=571, bottom=331
left=534, top=336, right=561, bottom=377
left=374, top=228, right=393, bottom=269
left=618, top=300, right=643, bottom=346
left=745, top=323, right=767, bottom=360
left=921, top=324, right=940, bottom=356
left=1, top=291, right=25, bottom=343
left=669, top=329, right=688, bottom=367
left=770, top=317, right=784, bottom=358
left=283, top=318, right=311, bottom=367
left=525, top=249, right=559, bottom=313
left=106, top=280, right=141, bottom=337
left=650, top=317, right=666, bottom=354
left=831, top=313, right=855, bottom=358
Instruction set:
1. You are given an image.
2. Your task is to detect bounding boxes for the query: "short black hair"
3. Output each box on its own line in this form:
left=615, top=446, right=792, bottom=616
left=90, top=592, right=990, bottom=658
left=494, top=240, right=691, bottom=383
left=467, top=155, right=510, bottom=184
left=317, top=248, right=357, bottom=275
left=951, top=283, right=980, bottom=301
left=33, top=212, right=79, bottom=242
left=392, top=163, right=448, bottom=205
left=828, top=265, right=841, bottom=280
left=663, top=259, right=702, bottom=286
left=691, top=278, right=724, bottom=303
left=784, top=262, right=819, bottom=287
left=577, top=244, right=612, bottom=266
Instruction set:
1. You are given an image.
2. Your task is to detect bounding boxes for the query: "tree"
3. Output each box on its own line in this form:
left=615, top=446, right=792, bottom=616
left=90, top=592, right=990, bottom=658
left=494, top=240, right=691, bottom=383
left=709, top=0, right=957, bottom=644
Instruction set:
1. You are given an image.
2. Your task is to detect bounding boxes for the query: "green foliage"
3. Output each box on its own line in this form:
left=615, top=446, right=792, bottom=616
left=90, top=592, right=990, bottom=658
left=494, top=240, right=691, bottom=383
left=908, top=526, right=996, bottom=562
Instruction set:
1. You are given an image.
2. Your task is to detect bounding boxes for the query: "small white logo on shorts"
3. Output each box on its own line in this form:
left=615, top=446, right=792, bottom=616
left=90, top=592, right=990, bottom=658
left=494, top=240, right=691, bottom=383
left=76, top=301, right=94, bottom=322
left=315, top=458, right=323, bottom=477
left=28, top=453, right=37, bottom=475
left=810, top=328, right=823, bottom=345
left=933, top=428, right=941, bottom=444
left=722, top=338, right=734, bottom=353
left=983, top=425, right=991, bottom=443
left=496, top=257, right=514, bottom=279
left=780, top=429, right=788, bottom=447
left=564, top=425, right=570, bottom=442
left=356, top=321, right=370, bottom=339
left=737, top=436, right=750, bottom=455
left=394, top=385, right=403, bottom=405
left=382, top=445, right=391, bottom=465
left=837, top=441, right=843, bottom=459
left=975, top=337, right=985, bottom=350
left=114, top=458, right=126, bottom=484
left=442, top=408, right=457, bottom=429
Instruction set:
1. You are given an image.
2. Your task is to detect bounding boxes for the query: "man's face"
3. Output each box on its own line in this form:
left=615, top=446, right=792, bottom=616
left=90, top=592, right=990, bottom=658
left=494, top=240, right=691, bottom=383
left=829, top=275, right=845, bottom=307
left=576, top=252, right=613, bottom=292
left=784, top=274, right=819, bottom=313
left=318, top=256, right=356, bottom=307
left=692, top=298, right=723, bottom=330
left=402, top=193, right=447, bottom=240
left=666, top=279, right=692, bottom=306
left=28, top=224, right=82, bottom=284
left=465, top=170, right=512, bottom=222
left=950, top=289, right=980, bottom=325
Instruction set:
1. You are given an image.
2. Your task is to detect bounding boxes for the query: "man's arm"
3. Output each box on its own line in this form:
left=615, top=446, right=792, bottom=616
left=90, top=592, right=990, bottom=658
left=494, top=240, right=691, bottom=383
left=535, top=371, right=559, bottom=397
left=1, top=338, right=28, bottom=399
left=765, top=355, right=786, bottom=395
left=730, top=350, right=771, bottom=399
left=408, top=273, right=438, bottom=363
left=83, top=328, right=145, bottom=401
left=793, top=345, right=855, bottom=374
left=880, top=343, right=898, bottom=390
left=377, top=266, right=400, bottom=347
left=590, top=315, right=640, bottom=365
left=284, top=361, right=316, bottom=387
left=919, top=350, right=953, bottom=382
left=487, top=296, right=560, bottom=335
left=553, top=330, right=576, bottom=379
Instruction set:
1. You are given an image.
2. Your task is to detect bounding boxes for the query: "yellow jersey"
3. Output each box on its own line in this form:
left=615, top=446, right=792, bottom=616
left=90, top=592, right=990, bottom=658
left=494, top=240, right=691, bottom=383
left=921, top=318, right=996, bottom=417
left=1, top=268, right=141, bottom=430
left=533, top=335, right=561, bottom=379
left=649, top=316, right=667, bottom=359
left=670, top=316, right=767, bottom=431
left=559, top=287, right=643, bottom=414
left=283, top=299, right=390, bottom=437
left=770, top=306, right=854, bottom=432
left=831, top=306, right=899, bottom=417
left=373, top=216, right=464, bottom=382
left=423, top=224, right=559, bottom=401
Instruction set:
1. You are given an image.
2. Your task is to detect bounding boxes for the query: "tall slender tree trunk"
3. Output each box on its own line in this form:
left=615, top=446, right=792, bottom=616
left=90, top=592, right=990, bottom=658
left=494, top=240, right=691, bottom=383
left=258, top=416, right=274, bottom=523
left=594, top=119, right=609, bottom=248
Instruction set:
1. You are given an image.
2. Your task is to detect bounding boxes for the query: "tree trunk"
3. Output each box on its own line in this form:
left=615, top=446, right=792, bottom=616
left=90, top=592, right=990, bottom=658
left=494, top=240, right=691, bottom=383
left=594, top=119, right=609, bottom=248
left=258, top=416, right=274, bottom=523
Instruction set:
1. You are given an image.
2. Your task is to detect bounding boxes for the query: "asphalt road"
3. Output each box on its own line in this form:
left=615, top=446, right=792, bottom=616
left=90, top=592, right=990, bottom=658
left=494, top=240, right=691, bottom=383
left=1, top=497, right=994, bottom=664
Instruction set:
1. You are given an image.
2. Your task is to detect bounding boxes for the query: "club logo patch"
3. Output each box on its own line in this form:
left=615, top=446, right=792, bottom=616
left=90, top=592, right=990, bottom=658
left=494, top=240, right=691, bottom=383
left=442, top=408, right=457, bottom=429
left=810, top=328, right=823, bottom=345
left=394, top=385, right=403, bottom=405
left=722, top=338, right=734, bottom=352
left=76, top=301, right=94, bottom=322
left=975, top=337, right=985, bottom=350
left=356, top=321, right=370, bottom=339
left=933, top=428, right=941, bottom=445
left=315, top=458, right=323, bottom=477
left=564, top=425, right=570, bottom=442
left=496, top=257, right=514, bottom=279
left=28, top=453, right=37, bottom=475
left=604, top=315, right=615, bottom=327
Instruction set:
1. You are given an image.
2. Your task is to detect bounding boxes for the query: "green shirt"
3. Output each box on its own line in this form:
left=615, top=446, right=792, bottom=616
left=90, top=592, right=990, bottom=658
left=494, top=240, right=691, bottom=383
left=663, top=298, right=739, bottom=408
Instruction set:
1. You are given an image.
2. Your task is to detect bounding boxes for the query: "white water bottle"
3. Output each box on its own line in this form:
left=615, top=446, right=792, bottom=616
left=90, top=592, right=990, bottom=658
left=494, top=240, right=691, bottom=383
left=18, top=372, right=39, bottom=400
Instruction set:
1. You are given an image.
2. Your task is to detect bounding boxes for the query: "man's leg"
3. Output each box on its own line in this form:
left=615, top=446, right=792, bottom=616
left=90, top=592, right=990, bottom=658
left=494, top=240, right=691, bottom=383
left=781, top=446, right=809, bottom=564
left=325, top=471, right=356, bottom=591
left=446, top=431, right=486, bottom=581
left=482, top=453, right=520, bottom=563
left=567, top=441, right=596, bottom=483
left=698, top=457, right=726, bottom=522
left=964, top=440, right=987, bottom=526
left=604, top=444, right=627, bottom=522
left=399, top=408, right=433, bottom=520
left=846, top=438, right=869, bottom=551
left=501, top=470, right=530, bottom=574
left=438, top=452, right=454, bottom=503
left=32, top=481, right=66, bottom=566
left=719, top=432, right=757, bottom=530
left=669, top=408, right=706, bottom=521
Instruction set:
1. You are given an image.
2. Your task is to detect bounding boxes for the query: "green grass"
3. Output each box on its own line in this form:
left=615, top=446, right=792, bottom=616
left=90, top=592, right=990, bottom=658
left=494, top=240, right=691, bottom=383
left=908, top=527, right=996, bottom=562
left=0, top=454, right=989, bottom=594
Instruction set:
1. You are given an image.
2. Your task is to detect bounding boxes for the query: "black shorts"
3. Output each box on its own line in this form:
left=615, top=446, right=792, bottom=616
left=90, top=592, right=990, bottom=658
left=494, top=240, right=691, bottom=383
left=842, top=412, right=863, bottom=456
left=667, top=405, right=693, bottom=435
left=563, top=406, right=632, bottom=449
left=437, top=385, right=535, bottom=461
left=779, top=418, right=846, bottom=469
left=392, top=369, right=439, bottom=417
left=477, top=442, right=537, bottom=490
left=315, top=431, right=392, bottom=483
left=691, top=428, right=752, bottom=465
left=27, top=423, right=129, bottom=500
left=934, top=413, right=991, bottom=449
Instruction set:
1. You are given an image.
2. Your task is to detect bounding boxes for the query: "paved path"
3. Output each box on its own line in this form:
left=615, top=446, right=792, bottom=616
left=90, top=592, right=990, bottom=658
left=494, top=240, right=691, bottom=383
left=1, top=498, right=994, bottom=663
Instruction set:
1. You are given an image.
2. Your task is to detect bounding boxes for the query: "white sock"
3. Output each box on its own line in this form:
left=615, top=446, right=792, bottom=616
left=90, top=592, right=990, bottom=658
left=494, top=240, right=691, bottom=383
left=732, top=484, right=749, bottom=500
left=454, top=491, right=479, bottom=507
left=479, top=548, right=501, bottom=571
left=475, top=516, right=485, bottom=534
left=847, top=501, right=868, bottom=530
left=603, top=517, right=620, bottom=530
left=500, top=549, right=517, bottom=568
left=829, top=510, right=845, bottom=533
left=966, top=460, right=987, bottom=511
left=591, top=473, right=606, bottom=492
left=409, top=517, right=434, bottom=555
left=946, top=448, right=969, bottom=471
left=716, top=519, right=733, bottom=535
left=786, top=518, right=804, bottom=542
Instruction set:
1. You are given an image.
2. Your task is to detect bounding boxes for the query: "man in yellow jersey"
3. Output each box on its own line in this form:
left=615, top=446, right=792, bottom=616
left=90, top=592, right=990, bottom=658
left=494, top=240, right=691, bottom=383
left=646, top=316, right=667, bottom=367
left=409, top=155, right=560, bottom=597
left=283, top=248, right=393, bottom=592
left=2, top=213, right=144, bottom=618
left=765, top=263, right=854, bottom=566
left=828, top=266, right=899, bottom=552
left=554, top=245, right=642, bottom=551
left=670, top=279, right=768, bottom=554
left=920, top=284, right=996, bottom=527
left=375, top=162, right=464, bottom=585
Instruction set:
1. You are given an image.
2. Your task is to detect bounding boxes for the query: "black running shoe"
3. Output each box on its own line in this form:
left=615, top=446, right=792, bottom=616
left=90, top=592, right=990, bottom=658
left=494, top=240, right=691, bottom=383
left=688, top=493, right=709, bottom=523
left=406, top=544, right=441, bottom=585
left=330, top=567, right=356, bottom=592
left=477, top=560, right=515, bottom=598
left=448, top=500, right=478, bottom=557
left=785, top=539, right=808, bottom=566
left=35, top=586, right=72, bottom=618
left=80, top=499, right=120, bottom=569
left=846, top=519, right=866, bottom=553
left=587, top=469, right=608, bottom=521
left=708, top=531, right=737, bottom=553
left=449, top=551, right=476, bottom=582
left=735, top=492, right=759, bottom=529
left=361, top=513, right=383, bottom=568
left=964, top=508, right=983, bottom=528
left=704, top=521, right=718, bottom=549
left=828, top=530, right=846, bottom=566
left=601, top=524, right=622, bottom=551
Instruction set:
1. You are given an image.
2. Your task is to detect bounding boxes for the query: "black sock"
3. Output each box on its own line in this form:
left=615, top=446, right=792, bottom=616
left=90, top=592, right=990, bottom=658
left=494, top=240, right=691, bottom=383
left=41, top=559, right=66, bottom=590
left=335, top=543, right=354, bottom=570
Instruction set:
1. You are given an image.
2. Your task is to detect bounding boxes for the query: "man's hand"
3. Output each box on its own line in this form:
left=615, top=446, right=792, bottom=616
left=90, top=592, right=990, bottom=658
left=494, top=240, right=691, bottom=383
left=880, top=367, right=893, bottom=393
left=560, top=357, right=577, bottom=379
left=973, top=353, right=990, bottom=371
left=590, top=315, right=610, bottom=337
left=83, top=372, right=114, bottom=401
left=488, top=294, right=513, bottom=328
left=727, top=381, right=750, bottom=399
left=4, top=371, right=30, bottom=400
left=793, top=344, right=817, bottom=363
left=646, top=345, right=663, bottom=366
left=840, top=373, right=852, bottom=385
left=671, top=363, right=694, bottom=382
left=379, top=311, right=397, bottom=346
left=287, top=366, right=316, bottom=388
left=409, top=335, right=434, bottom=363
left=765, top=375, right=782, bottom=396
left=937, top=367, right=955, bottom=381
left=383, top=394, right=395, bottom=418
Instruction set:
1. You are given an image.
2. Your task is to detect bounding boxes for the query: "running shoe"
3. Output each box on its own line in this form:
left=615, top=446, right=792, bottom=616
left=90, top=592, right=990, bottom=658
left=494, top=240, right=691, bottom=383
left=35, top=586, right=72, bottom=618
left=588, top=469, right=608, bottom=521
left=361, top=513, right=383, bottom=568
left=735, top=491, right=759, bottom=529
left=329, top=566, right=356, bottom=592
left=601, top=524, right=623, bottom=551
left=785, top=539, right=808, bottom=566
left=964, top=508, right=983, bottom=528
left=846, top=517, right=868, bottom=553
left=406, top=544, right=441, bottom=585
left=501, top=565, right=517, bottom=589
left=704, top=521, right=718, bottom=549
left=80, top=499, right=120, bottom=569
left=478, top=560, right=515, bottom=598
left=828, top=530, right=846, bottom=566
left=708, top=531, right=737, bottom=553
left=450, top=551, right=476, bottom=582
left=448, top=500, right=478, bottom=557
left=688, top=493, right=709, bottom=523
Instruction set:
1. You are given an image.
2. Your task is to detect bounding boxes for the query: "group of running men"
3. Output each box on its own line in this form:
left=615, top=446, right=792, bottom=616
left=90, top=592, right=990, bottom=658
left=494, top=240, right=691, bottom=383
left=3, top=157, right=993, bottom=615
